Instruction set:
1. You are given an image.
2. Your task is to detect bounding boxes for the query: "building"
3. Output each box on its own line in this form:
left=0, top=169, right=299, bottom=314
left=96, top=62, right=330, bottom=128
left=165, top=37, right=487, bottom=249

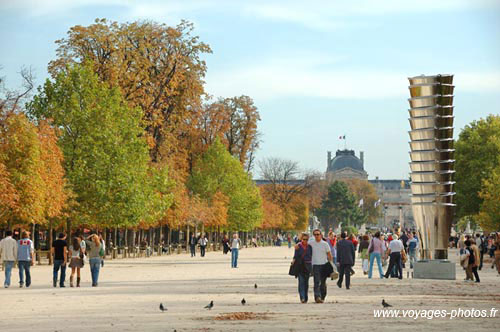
left=325, top=150, right=413, bottom=229
left=326, top=149, right=368, bottom=180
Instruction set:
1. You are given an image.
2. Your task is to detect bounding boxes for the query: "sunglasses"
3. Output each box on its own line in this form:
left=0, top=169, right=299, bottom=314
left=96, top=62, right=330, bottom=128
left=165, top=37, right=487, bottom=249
left=313, top=233, right=321, bottom=236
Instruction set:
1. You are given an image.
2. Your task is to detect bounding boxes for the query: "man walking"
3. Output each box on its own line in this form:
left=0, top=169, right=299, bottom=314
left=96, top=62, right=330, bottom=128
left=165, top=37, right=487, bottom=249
left=407, top=233, right=419, bottom=269
left=384, top=234, right=404, bottom=279
left=17, top=231, right=34, bottom=288
left=336, top=232, right=355, bottom=289
left=189, top=234, right=197, bottom=257
left=0, top=231, right=18, bottom=288
left=309, top=229, right=333, bottom=303
left=52, top=233, right=68, bottom=287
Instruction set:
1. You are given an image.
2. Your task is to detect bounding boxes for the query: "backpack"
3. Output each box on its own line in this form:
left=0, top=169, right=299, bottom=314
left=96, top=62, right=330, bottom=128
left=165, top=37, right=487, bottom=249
left=466, top=246, right=475, bottom=265
left=459, top=248, right=470, bottom=268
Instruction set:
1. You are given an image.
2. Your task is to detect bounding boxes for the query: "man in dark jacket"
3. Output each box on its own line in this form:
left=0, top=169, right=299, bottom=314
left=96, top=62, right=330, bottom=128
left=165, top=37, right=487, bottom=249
left=336, top=232, right=355, bottom=289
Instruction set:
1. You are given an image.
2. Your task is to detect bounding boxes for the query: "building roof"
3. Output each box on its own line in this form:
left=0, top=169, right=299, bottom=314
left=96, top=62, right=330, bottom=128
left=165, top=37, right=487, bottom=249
left=328, top=149, right=364, bottom=172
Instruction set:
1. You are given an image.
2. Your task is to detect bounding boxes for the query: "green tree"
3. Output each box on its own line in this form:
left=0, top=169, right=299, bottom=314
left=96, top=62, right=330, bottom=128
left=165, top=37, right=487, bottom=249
left=478, top=165, right=500, bottom=231
left=455, top=115, right=500, bottom=226
left=189, top=138, right=262, bottom=231
left=27, top=63, right=171, bottom=228
left=317, top=181, right=362, bottom=229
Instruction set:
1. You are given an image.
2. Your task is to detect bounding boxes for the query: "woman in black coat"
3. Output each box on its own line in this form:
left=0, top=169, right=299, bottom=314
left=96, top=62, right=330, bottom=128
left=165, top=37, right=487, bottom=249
left=292, top=233, right=313, bottom=303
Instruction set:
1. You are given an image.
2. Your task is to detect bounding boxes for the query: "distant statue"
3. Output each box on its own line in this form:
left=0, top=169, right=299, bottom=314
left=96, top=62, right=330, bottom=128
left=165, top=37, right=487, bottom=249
left=359, top=223, right=367, bottom=235
left=465, top=221, right=472, bottom=235
left=335, top=222, right=342, bottom=234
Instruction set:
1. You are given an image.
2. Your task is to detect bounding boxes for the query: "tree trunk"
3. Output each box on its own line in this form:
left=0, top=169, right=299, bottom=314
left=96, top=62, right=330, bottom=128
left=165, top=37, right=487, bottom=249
left=48, top=221, right=53, bottom=265
left=66, top=219, right=72, bottom=237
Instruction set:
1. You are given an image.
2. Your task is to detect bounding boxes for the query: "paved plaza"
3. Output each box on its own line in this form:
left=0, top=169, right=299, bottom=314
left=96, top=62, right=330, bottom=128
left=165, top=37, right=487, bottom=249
left=1, top=246, right=498, bottom=331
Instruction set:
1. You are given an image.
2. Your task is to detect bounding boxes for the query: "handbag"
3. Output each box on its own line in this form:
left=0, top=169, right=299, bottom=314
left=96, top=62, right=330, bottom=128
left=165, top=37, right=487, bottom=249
left=368, top=239, right=374, bottom=254
left=401, top=249, right=408, bottom=264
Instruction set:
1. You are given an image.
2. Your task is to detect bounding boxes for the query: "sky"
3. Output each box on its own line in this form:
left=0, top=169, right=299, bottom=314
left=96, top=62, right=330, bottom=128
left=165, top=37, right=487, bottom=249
left=1, top=0, right=499, bottom=180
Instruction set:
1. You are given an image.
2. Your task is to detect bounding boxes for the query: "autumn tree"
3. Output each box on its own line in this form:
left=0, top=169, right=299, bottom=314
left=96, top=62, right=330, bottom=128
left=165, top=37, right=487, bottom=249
left=342, top=178, right=380, bottom=224
left=28, top=63, right=171, bottom=228
left=477, top=166, right=500, bottom=232
left=0, top=113, right=45, bottom=228
left=189, top=138, right=263, bottom=231
left=48, top=18, right=211, bottom=165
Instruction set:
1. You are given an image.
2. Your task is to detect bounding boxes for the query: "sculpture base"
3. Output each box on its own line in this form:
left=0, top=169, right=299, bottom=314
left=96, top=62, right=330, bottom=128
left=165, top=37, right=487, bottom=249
left=413, top=259, right=456, bottom=280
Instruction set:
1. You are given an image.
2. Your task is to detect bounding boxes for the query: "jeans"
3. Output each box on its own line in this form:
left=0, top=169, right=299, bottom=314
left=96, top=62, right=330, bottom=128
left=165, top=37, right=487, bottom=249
left=3, top=261, right=14, bottom=287
left=362, top=259, right=369, bottom=272
left=231, top=248, right=239, bottom=267
left=297, top=272, right=310, bottom=302
left=53, top=259, right=66, bottom=286
left=200, top=246, right=206, bottom=257
left=190, top=244, right=196, bottom=257
left=312, top=265, right=327, bottom=300
left=18, top=261, right=31, bottom=287
left=337, top=264, right=352, bottom=289
left=368, top=252, right=384, bottom=278
left=385, top=252, right=402, bottom=279
left=90, top=258, right=101, bottom=286
left=409, top=249, right=417, bottom=269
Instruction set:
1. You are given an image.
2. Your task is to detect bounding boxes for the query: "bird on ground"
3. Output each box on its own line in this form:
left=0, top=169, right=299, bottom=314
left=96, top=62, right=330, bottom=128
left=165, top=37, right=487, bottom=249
left=241, top=298, right=246, bottom=305
left=382, top=299, right=392, bottom=308
left=254, top=283, right=258, bottom=289
left=204, top=301, right=214, bottom=310
left=159, top=303, right=167, bottom=312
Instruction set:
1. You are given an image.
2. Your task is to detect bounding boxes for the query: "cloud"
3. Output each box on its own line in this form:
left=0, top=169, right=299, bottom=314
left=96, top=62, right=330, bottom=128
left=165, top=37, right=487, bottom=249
left=243, top=0, right=500, bottom=31
left=205, top=54, right=500, bottom=101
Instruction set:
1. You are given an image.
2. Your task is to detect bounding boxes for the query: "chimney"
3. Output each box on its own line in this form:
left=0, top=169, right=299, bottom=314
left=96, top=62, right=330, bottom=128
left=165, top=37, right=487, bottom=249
left=360, top=151, right=364, bottom=168
left=327, top=151, right=332, bottom=169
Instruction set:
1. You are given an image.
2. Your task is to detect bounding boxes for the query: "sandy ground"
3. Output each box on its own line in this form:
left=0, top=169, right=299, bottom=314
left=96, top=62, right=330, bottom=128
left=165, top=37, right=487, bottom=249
left=0, top=246, right=499, bottom=332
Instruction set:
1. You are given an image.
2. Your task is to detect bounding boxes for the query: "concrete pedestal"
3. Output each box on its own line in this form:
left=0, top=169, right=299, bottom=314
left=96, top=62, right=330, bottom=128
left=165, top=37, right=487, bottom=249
left=413, top=259, right=456, bottom=280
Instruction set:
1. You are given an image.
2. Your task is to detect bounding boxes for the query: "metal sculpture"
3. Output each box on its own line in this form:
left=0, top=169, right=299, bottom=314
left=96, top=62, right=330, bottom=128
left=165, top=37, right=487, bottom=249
left=407, top=74, right=455, bottom=259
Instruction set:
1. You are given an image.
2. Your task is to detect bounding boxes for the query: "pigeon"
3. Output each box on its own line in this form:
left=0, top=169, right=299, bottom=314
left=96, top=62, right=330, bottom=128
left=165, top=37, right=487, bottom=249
left=382, top=299, right=392, bottom=308
left=159, top=303, right=167, bottom=312
left=204, top=301, right=214, bottom=310
left=254, top=283, right=258, bottom=289
left=241, top=298, right=246, bottom=305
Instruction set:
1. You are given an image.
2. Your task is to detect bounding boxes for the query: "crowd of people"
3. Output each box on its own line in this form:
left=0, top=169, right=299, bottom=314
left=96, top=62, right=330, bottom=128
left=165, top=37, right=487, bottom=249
left=0, top=230, right=105, bottom=288
left=290, top=229, right=500, bottom=304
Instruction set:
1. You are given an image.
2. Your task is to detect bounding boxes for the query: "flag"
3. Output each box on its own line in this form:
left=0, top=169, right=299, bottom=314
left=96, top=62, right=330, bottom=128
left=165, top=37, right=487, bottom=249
left=358, top=198, right=364, bottom=207
left=374, top=199, right=381, bottom=208
left=339, top=135, right=345, bottom=139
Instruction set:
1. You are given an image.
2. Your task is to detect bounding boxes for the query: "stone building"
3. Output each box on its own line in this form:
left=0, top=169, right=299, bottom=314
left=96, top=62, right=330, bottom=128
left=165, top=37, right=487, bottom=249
left=325, top=150, right=413, bottom=229
left=326, top=149, right=368, bottom=180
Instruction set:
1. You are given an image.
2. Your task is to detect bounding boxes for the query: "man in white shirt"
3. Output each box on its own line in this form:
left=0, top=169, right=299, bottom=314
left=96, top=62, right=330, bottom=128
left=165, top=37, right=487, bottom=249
left=384, top=235, right=404, bottom=279
left=309, top=229, right=333, bottom=303
left=0, top=231, right=18, bottom=288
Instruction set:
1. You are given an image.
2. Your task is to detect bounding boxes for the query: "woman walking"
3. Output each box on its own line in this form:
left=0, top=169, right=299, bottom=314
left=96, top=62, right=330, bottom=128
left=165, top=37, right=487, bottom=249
left=222, top=235, right=230, bottom=254
left=359, top=235, right=370, bottom=275
left=68, top=236, right=84, bottom=287
left=367, top=231, right=386, bottom=279
left=198, top=234, right=208, bottom=257
left=292, top=233, right=312, bottom=303
left=86, top=234, right=104, bottom=287
left=231, top=233, right=241, bottom=268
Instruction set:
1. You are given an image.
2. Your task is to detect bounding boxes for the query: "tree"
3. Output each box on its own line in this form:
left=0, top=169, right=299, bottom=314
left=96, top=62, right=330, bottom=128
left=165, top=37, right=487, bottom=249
left=48, top=19, right=212, bottom=164
left=0, top=161, right=18, bottom=226
left=478, top=166, right=500, bottom=231
left=220, top=96, right=261, bottom=171
left=455, top=115, right=500, bottom=219
left=317, top=181, right=362, bottom=230
left=189, top=138, right=263, bottom=231
left=28, top=63, right=170, bottom=228
left=342, top=178, right=380, bottom=224
left=186, top=95, right=261, bottom=173
left=0, top=112, right=45, bottom=227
